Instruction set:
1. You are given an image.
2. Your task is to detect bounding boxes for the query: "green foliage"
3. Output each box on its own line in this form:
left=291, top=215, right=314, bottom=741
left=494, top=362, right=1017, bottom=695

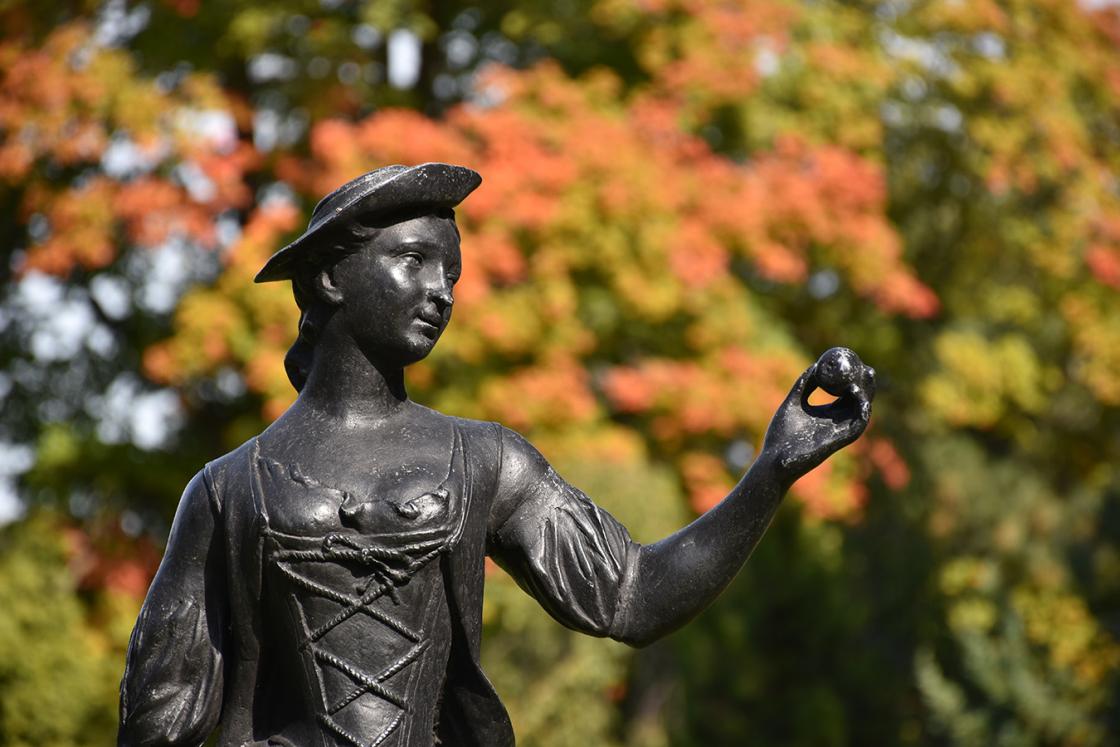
left=0, top=514, right=134, bottom=746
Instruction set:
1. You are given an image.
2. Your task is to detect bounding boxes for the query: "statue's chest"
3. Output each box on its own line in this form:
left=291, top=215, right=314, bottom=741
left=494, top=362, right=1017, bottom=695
left=256, top=447, right=461, bottom=538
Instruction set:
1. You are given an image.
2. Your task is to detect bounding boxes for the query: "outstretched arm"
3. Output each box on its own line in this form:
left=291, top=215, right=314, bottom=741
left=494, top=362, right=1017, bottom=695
left=488, top=348, right=875, bottom=648
left=619, top=358, right=874, bottom=644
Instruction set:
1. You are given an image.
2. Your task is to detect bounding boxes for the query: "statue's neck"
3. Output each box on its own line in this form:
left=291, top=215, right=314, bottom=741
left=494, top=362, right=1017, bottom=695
left=297, top=330, right=409, bottom=425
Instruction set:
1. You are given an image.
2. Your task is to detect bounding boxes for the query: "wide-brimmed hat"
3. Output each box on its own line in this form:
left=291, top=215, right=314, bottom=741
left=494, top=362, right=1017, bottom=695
left=254, top=162, right=482, bottom=283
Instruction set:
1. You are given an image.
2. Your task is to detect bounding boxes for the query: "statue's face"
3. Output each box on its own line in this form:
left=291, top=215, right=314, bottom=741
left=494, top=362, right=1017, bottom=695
left=331, top=212, right=461, bottom=367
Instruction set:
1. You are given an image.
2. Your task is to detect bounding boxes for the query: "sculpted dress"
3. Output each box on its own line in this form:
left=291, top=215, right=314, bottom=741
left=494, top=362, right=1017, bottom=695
left=118, top=416, right=640, bottom=747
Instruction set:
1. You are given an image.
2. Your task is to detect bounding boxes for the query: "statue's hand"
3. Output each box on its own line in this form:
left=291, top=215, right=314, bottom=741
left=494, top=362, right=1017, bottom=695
left=760, top=347, right=876, bottom=486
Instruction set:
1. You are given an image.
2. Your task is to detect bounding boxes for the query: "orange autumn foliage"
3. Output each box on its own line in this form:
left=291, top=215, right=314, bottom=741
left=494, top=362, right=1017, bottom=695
left=151, top=56, right=939, bottom=521
left=0, top=23, right=248, bottom=275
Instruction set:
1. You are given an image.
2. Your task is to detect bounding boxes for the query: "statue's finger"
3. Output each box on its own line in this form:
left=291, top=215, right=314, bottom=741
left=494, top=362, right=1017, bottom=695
left=859, top=364, right=877, bottom=400
left=842, top=385, right=873, bottom=444
left=851, top=378, right=873, bottom=421
left=825, top=397, right=870, bottom=445
left=784, top=364, right=816, bottom=409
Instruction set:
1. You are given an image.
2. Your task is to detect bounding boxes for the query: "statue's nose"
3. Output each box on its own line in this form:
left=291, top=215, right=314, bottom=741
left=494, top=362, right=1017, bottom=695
left=428, top=279, right=453, bottom=310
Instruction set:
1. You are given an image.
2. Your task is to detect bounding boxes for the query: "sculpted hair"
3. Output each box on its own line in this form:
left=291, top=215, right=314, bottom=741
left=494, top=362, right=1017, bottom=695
left=282, top=207, right=458, bottom=392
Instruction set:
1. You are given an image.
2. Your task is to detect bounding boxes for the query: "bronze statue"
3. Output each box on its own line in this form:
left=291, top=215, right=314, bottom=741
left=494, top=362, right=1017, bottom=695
left=118, top=163, right=875, bottom=747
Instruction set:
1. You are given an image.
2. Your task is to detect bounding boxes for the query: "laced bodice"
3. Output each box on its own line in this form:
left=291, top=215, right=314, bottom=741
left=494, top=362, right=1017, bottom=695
left=252, top=427, right=469, bottom=747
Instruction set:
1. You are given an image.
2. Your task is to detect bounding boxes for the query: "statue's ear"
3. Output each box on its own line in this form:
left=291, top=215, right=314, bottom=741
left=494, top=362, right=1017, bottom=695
left=313, top=267, right=344, bottom=306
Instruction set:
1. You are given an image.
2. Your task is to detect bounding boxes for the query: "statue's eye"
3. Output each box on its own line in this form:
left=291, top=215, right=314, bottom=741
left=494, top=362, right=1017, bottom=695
left=401, top=252, right=423, bottom=267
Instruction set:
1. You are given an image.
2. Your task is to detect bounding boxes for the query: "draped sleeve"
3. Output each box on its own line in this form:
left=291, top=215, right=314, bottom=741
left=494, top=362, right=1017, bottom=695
left=487, top=428, right=640, bottom=638
left=118, top=467, right=227, bottom=747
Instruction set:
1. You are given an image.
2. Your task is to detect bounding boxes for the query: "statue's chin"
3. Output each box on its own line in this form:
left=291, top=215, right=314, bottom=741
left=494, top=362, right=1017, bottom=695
left=385, top=334, right=441, bottom=369
left=345, top=313, right=449, bottom=370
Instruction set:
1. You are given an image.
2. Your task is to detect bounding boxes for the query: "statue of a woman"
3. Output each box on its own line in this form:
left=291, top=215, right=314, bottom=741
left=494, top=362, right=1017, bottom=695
left=118, top=163, right=875, bottom=747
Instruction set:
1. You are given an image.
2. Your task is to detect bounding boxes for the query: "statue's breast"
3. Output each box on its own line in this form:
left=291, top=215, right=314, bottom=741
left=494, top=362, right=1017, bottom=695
left=255, top=453, right=458, bottom=538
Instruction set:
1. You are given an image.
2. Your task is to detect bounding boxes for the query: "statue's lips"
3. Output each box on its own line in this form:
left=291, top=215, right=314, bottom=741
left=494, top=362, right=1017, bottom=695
left=414, top=313, right=443, bottom=336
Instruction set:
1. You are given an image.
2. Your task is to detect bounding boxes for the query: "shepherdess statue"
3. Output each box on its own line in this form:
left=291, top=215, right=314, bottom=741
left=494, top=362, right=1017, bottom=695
left=118, top=163, right=876, bottom=747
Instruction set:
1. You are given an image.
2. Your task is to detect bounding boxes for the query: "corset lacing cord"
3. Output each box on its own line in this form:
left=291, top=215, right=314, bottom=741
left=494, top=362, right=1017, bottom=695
left=265, top=527, right=453, bottom=747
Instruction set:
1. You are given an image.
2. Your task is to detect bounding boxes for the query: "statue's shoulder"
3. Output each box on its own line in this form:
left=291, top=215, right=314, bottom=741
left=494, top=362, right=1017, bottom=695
left=412, top=405, right=501, bottom=445
left=418, top=408, right=548, bottom=481
left=414, top=406, right=505, bottom=485
left=191, top=436, right=261, bottom=516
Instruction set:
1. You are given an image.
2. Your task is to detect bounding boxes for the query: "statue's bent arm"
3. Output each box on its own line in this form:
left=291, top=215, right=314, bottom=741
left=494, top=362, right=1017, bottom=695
left=119, top=470, right=228, bottom=747
left=488, top=358, right=873, bottom=649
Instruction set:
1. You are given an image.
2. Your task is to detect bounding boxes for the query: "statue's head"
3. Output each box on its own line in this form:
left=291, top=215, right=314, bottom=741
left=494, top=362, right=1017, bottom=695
left=255, top=163, right=482, bottom=390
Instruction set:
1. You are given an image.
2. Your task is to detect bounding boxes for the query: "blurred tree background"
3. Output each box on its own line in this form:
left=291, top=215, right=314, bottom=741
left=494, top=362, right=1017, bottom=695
left=1, top=0, right=1119, bottom=744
